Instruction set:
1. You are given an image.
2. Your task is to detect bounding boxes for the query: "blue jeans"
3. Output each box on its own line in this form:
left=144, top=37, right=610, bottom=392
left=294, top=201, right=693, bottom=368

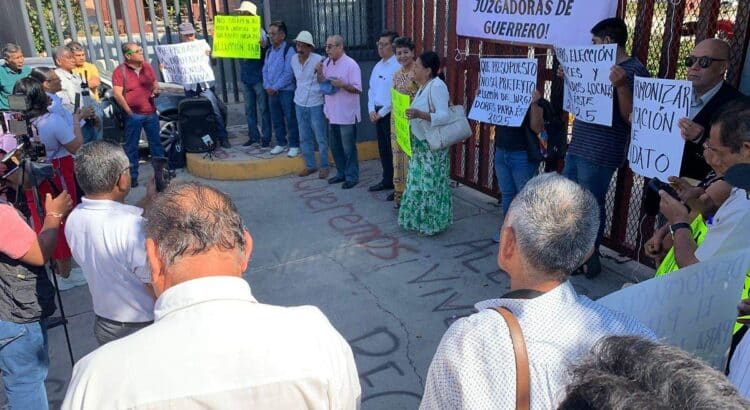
left=124, top=112, right=166, bottom=180
left=243, top=82, right=272, bottom=145
left=330, top=124, right=359, bottom=182
left=296, top=104, right=329, bottom=170
left=185, top=87, right=228, bottom=143
left=268, top=90, right=299, bottom=147
left=562, top=153, right=617, bottom=247
left=494, top=148, right=540, bottom=217
left=0, top=319, right=49, bottom=410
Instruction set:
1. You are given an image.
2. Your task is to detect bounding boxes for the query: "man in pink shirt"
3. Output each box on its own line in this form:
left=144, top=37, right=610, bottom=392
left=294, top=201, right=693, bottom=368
left=316, top=35, right=362, bottom=189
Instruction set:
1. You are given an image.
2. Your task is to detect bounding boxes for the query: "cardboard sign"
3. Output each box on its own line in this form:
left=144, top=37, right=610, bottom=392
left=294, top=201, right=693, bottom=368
left=212, top=15, right=262, bottom=59
left=468, top=58, right=537, bottom=127
left=457, top=0, right=617, bottom=46
left=629, top=76, right=692, bottom=179
left=155, top=40, right=215, bottom=85
left=598, top=252, right=750, bottom=370
left=556, top=44, right=616, bottom=126
left=391, top=89, right=412, bottom=157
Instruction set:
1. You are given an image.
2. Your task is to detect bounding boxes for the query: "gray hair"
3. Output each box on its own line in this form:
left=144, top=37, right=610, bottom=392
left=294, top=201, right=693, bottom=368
left=504, top=173, right=598, bottom=280
left=144, top=182, right=247, bottom=266
left=73, top=141, right=130, bottom=195
left=1, top=43, right=22, bottom=60
left=560, top=336, right=750, bottom=409
left=121, top=41, right=138, bottom=55
left=53, top=45, right=71, bottom=66
left=329, top=34, right=345, bottom=47
left=713, top=96, right=750, bottom=153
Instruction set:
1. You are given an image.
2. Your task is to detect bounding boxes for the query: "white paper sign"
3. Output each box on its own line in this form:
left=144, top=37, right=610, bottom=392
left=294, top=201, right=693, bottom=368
left=156, top=40, right=215, bottom=85
left=457, top=0, right=617, bottom=46
left=469, top=58, right=537, bottom=127
left=598, top=252, right=750, bottom=370
left=556, top=44, right=616, bottom=126
left=629, top=76, right=692, bottom=179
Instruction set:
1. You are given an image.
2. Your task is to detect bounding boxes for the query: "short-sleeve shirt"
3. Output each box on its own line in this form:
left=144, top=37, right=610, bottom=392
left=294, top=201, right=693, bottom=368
left=322, top=53, right=362, bottom=125
left=695, top=188, right=750, bottom=261
left=73, top=62, right=101, bottom=101
left=0, top=64, right=31, bottom=110
left=567, top=58, right=650, bottom=169
left=32, top=112, right=76, bottom=160
left=112, top=63, right=157, bottom=115
left=0, top=202, right=35, bottom=259
left=292, top=53, right=324, bottom=107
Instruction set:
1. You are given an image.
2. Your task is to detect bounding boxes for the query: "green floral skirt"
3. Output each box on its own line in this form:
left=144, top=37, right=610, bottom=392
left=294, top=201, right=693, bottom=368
left=398, top=137, right=452, bottom=235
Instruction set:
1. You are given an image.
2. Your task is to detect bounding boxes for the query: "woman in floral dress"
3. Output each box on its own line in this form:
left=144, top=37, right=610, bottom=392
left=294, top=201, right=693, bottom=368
left=390, top=37, right=419, bottom=207
left=399, top=51, right=453, bottom=235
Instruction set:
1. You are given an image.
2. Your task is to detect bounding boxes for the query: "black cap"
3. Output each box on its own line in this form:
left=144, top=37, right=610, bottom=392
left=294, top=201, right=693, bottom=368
left=725, top=163, right=750, bottom=191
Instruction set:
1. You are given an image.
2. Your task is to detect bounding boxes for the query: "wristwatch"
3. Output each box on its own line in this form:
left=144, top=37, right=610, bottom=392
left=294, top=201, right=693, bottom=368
left=669, top=222, right=692, bottom=239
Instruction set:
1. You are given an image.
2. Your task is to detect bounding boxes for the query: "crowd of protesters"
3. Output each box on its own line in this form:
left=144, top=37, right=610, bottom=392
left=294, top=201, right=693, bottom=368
left=1, top=0, right=750, bottom=408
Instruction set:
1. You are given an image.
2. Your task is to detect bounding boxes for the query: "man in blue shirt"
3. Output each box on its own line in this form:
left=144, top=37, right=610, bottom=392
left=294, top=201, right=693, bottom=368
left=263, top=21, right=300, bottom=157
left=0, top=43, right=31, bottom=110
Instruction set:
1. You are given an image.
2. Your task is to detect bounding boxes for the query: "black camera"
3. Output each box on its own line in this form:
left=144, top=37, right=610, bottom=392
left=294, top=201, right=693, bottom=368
left=646, top=178, right=681, bottom=201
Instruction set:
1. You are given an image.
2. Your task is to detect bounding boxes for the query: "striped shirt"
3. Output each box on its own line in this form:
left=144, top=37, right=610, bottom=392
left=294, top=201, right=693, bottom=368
left=568, top=58, right=650, bottom=168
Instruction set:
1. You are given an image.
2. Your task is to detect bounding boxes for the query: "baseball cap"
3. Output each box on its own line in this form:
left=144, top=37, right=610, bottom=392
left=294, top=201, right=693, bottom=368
left=178, top=22, right=196, bottom=35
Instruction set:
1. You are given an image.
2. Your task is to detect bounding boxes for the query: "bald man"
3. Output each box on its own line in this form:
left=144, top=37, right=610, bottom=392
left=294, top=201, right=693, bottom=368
left=678, top=38, right=744, bottom=180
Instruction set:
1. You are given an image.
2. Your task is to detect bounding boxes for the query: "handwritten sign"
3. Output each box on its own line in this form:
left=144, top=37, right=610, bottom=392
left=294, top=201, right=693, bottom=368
left=391, top=89, right=412, bottom=157
left=599, top=252, right=750, bottom=370
left=556, top=44, right=616, bottom=126
left=155, top=40, right=215, bottom=85
left=629, top=77, right=692, bottom=179
left=468, top=58, right=537, bottom=127
left=457, top=0, right=617, bottom=46
left=212, top=15, right=261, bottom=59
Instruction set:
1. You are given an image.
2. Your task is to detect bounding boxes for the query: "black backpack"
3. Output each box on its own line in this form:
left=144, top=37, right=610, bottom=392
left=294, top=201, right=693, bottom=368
left=525, top=99, right=567, bottom=162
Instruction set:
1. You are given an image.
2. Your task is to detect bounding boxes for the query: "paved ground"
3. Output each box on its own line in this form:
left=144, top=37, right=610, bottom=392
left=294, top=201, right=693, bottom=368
left=38, top=150, right=655, bottom=409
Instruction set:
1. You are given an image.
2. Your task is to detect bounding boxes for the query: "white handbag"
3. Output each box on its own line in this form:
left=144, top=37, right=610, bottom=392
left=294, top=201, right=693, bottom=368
left=424, top=85, right=473, bottom=150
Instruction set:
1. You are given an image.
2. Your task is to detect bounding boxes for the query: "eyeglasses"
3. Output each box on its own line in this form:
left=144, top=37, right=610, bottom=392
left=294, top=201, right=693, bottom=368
left=325, top=44, right=339, bottom=49
left=376, top=42, right=391, bottom=48
left=685, top=55, right=726, bottom=69
left=125, top=48, right=143, bottom=56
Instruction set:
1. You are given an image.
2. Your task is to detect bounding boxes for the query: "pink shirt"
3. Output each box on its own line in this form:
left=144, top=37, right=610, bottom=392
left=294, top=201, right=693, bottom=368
left=0, top=203, right=35, bottom=259
left=322, top=53, right=362, bottom=125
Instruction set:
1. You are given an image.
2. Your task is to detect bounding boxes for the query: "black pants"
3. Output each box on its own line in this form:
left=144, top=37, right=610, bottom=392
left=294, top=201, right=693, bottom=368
left=375, top=108, right=393, bottom=186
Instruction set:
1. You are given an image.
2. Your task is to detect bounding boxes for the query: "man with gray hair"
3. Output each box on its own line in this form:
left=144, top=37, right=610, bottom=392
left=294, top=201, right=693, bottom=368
left=63, top=182, right=361, bottom=408
left=64, top=141, right=156, bottom=346
left=0, top=43, right=30, bottom=110
left=420, top=173, right=654, bottom=409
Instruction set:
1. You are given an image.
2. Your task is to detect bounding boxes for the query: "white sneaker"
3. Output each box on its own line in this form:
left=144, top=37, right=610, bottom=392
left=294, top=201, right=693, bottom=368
left=287, top=147, right=300, bottom=157
left=55, top=267, right=88, bottom=291
left=269, top=145, right=287, bottom=155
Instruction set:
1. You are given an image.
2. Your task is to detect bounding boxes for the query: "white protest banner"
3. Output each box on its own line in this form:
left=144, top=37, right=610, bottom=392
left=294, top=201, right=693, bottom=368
left=629, top=77, right=692, bottom=180
left=598, top=252, right=750, bottom=370
left=556, top=44, right=616, bottom=126
left=469, top=58, right=537, bottom=127
left=155, top=40, right=215, bottom=85
left=457, top=0, right=617, bottom=46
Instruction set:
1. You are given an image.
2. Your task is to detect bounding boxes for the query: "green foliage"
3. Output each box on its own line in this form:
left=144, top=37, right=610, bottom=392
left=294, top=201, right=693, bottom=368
left=25, top=0, right=85, bottom=54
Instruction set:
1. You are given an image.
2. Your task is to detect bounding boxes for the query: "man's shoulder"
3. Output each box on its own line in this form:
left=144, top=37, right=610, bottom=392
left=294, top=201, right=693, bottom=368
left=715, top=82, right=744, bottom=102
left=621, top=57, right=650, bottom=77
left=575, top=295, right=655, bottom=337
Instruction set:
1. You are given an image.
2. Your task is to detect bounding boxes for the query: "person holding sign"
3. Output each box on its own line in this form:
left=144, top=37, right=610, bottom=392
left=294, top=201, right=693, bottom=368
left=390, top=37, right=419, bottom=207
left=678, top=39, right=743, bottom=181
left=172, top=22, right=230, bottom=149
left=263, top=21, right=300, bottom=157
left=558, top=18, right=650, bottom=279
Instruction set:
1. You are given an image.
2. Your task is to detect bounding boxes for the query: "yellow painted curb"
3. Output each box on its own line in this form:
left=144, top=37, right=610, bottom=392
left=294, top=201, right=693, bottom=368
left=187, top=140, right=380, bottom=181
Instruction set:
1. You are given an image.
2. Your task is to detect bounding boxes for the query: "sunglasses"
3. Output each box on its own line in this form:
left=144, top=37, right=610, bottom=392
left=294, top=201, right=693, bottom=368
left=684, top=55, right=726, bottom=69
left=125, top=48, right=143, bottom=56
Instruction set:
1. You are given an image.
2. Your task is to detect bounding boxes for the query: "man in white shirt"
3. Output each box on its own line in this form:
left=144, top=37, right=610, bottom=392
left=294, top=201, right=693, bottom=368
left=420, top=173, right=654, bottom=409
left=63, top=182, right=361, bottom=409
left=54, top=45, right=99, bottom=145
left=367, top=31, right=401, bottom=193
left=65, top=141, right=156, bottom=345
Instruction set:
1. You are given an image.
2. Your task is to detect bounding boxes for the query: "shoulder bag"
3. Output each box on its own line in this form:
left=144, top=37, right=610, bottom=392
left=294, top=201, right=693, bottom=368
left=493, top=306, right=530, bottom=410
left=111, top=64, right=128, bottom=129
left=423, top=81, right=472, bottom=151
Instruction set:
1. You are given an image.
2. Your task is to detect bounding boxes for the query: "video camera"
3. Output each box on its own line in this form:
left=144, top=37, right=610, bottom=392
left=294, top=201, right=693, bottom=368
left=3, top=93, right=45, bottom=160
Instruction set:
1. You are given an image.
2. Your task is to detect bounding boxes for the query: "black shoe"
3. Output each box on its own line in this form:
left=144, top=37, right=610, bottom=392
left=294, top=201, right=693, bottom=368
left=220, top=140, right=232, bottom=149
left=369, top=182, right=394, bottom=192
left=261, top=141, right=271, bottom=148
left=242, top=139, right=258, bottom=147
left=131, top=180, right=139, bottom=188
left=342, top=181, right=358, bottom=189
left=328, top=176, right=345, bottom=184
left=386, top=192, right=395, bottom=201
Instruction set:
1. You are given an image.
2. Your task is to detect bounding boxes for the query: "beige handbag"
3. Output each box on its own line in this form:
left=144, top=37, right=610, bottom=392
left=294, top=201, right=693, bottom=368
left=424, top=84, right=472, bottom=151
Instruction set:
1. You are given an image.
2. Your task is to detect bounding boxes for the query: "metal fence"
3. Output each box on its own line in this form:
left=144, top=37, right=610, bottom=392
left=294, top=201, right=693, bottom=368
left=385, top=0, right=750, bottom=264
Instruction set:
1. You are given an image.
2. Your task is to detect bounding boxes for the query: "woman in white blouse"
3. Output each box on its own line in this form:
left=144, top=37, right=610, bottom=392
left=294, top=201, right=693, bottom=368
left=400, top=51, right=453, bottom=235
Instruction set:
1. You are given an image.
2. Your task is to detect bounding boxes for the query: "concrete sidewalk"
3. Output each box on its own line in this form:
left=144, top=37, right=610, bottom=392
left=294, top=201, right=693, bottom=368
left=40, top=159, right=654, bottom=409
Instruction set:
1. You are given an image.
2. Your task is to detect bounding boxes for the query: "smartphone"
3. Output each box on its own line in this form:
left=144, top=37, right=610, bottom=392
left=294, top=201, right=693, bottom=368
left=647, top=177, right=681, bottom=201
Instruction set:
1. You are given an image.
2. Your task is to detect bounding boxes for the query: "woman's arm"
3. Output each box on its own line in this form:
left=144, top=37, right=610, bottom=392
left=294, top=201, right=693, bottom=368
left=61, top=111, right=84, bottom=154
left=426, top=80, right=452, bottom=127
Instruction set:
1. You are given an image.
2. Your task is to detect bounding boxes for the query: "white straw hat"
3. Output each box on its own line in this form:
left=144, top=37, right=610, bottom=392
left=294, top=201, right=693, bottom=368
left=293, top=31, right=315, bottom=47
left=235, top=1, right=258, bottom=15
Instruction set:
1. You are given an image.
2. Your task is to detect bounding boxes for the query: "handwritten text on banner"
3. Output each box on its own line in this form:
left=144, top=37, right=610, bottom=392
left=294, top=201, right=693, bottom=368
left=156, top=40, right=215, bottom=85
left=556, top=44, right=616, bottom=126
left=468, top=58, right=537, bottom=127
left=391, top=89, right=412, bottom=157
left=457, top=0, right=618, bottom=46
left=629, top=76, right=692, bottom=179
left=212, top=15, right=261, bottom=59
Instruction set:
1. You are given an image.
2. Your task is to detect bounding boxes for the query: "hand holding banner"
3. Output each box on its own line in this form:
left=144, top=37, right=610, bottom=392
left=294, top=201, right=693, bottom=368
left=556, top=44, right=616, bottom=126
left=156, top=40, right=215, bottom=85
left=468, top=58, right=537, bottom=127
left=391, top=89, right=412, bottom=157
left=629, top=76, right=692, bottom=179
left=212, top=15, right=262, bottom=59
